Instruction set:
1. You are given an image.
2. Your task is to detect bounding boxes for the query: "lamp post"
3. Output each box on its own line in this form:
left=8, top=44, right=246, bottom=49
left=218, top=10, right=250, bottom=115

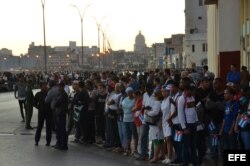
left=71, top=3, right=91, bottom=70
left=94, top=16, right=105, bottom=69
left=41, top=0, right=47, bottom=73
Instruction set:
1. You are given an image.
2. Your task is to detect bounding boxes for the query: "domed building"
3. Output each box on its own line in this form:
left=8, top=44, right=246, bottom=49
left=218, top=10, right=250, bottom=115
left=134, top=31, right=147, bottom=54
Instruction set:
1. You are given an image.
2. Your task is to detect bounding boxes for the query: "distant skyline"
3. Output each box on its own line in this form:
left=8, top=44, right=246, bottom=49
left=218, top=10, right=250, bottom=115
left=0, top=0, right=185, bottom=55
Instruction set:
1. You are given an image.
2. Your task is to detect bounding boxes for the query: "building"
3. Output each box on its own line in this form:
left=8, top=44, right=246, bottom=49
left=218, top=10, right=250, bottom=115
left=240, top=0, right=250, bottom=70
left=206, top=0, right=240, bottom=80
left=134, top=31, right=148, bottom=54
left=165, top=34, right=185, bottom=69
left=183, top=0, right=208, bottom=68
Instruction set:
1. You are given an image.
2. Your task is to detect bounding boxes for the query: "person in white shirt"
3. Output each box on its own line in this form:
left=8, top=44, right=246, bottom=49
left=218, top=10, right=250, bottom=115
left=161, top=85, right=173, bottom=165
left=177, top=82, right=198, bottom=166
left=145, top=90, right=164, bottom=163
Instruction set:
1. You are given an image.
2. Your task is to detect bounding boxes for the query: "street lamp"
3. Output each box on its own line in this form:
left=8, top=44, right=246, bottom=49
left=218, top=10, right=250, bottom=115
left=94, top=16, right=106, bottom=69
left=71, top=3, right=91, bottom=69
left=41, top=0, right=47, bottom=73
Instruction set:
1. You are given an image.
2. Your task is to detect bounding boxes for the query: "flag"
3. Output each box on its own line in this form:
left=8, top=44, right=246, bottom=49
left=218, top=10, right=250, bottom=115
left=212, top=134, right=218, bottom=146
left=174, top=130, right=183, bottom=142
left=208, top=121, right=216, bottom=131
left=238, top=115, right=249, bottom=128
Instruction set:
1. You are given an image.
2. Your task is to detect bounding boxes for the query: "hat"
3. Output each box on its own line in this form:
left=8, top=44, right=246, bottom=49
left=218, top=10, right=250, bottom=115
left=125, top=87, right=133, bottom=94
left=166, top=84, right=172, bottom=91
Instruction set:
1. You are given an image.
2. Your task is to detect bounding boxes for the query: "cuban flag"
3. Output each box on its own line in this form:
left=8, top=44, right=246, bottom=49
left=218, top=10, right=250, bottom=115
left=139, top=114, right=144, bottom=123
left=212, top=134, right=218, bottom=146
left=238, top=115, right=249, bottom=128
left=208, top=121, right=216, bottom=131
left=174, top=130, right=183, bottom=142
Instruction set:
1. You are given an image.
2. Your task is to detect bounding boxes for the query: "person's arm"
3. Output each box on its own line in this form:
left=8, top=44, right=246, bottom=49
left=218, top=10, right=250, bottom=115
left=147, top=101, right=160, bottom=116
left=177, top=96, right=186, bottom=130
left=14, top=85, right=18, bottom=99
left=33, top=92, right=40, bottom=109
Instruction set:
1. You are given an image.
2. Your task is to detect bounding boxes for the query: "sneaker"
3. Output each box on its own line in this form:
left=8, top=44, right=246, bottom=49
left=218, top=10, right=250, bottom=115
left=162, top=158, right=172, bottom=165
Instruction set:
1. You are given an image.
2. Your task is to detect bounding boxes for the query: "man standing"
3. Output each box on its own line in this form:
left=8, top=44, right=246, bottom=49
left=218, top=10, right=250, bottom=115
left=226, top=64, right=240, bottom=84
left=34, top=81, right=52, bottom=146
left=53, top=82, right=68, bottom=150
left=25, top=79, right=34, bottom=129
left=240, top=66, right=250, bottom=89
left=14, top=77, right=26, bottom=122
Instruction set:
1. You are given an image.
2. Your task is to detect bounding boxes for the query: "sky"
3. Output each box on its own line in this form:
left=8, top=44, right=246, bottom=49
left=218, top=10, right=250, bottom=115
left=0, top=0, right=185, bottom=55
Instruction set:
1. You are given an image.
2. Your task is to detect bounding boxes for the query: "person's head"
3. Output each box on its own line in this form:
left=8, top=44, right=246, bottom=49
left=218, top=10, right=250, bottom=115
left=27, top=79, right=33, bottom=87
left=100, top=72, right=107, bottom=80
left=224, top=88, right=235, bottom=101
left=154, top=89, right=163, bottom=101
left=153, top=77, right=161, bottom=86
left=19, top=77, right=25, bottom=83
left=230, top=64, right=237, bottom=72
left=72, top=80, right=79, bottom=91
left=202, top=65, right=208, bottom=73
left=145, top=83, right=154, bottom=94
left=85, top=80, right=94, bottom=90
left=200, top=77, right=211, bottom=90
left=161, top=85, right=171, bottom=98
left=133, top=90, right=142, bottom=99
left=185, top=83, right=196, bottom=97
left=107, top=84, right=114, bottom=93
left=97, top=83, right=106, bottom=94
left=79, top=81, right=85, bottom=90
left=241, top=66, right=247, bottom=71
left=179, top=77, right=191, bottom=91
left=125, top=87, right=134, bottom=98
left=115, top=83, right=121, bottom=93
left=213, top=78, right=223, bottom=91
left=170, top=81, right=179, bottom=95
left=40, top=81, right=47, bottom=92
left=58, top=82, right=65, bottom=92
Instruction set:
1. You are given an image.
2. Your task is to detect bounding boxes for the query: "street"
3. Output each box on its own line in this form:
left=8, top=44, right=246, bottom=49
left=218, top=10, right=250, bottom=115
left=0, top=90, right=152, bottom=166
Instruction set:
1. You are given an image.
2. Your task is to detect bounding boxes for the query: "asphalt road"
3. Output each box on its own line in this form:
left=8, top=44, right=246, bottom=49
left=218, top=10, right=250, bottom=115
left=0, top=90, right=153, bottom=166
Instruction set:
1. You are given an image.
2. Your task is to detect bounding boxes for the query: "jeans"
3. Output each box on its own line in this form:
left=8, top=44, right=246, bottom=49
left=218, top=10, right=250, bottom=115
left=140, top=124, right=149, bottom=156
left=182, top=123, right=197, bottom=166
left=172, top=124, right=183, bottom=161
left=124, top=122, right=138, bottom=140
left=106, top=116, right=120, bottom=147
left=241, top=131, right=250, bottom=150
left=117, top=121, right=126, bottom=148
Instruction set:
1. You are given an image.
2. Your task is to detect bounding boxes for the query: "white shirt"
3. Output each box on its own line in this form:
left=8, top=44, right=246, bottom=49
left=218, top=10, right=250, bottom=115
left=170, top=92, right=182, bottom=124
left=142, top=92, right=155, bottom=124
left=178, top=95, right=198, bottom=129
left=161, top=97, right=171, bottom=125
left=108, top=93, right=120, bottom=110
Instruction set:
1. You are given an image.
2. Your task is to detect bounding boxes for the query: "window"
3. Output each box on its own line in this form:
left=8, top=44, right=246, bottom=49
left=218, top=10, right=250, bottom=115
left=192, top=45, right=195, bottom=52
left=203, top=43, right=207, bottom=52
left=198, top=16, right=202, bottom=20
left=199, top=0, right=203, bottom=6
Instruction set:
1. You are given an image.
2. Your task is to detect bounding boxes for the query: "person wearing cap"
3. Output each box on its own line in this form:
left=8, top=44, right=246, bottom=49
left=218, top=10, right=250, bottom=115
left=161, top=84, right=173, bottom=165
left=122, top=87, right=137, bottom=156
left=34, top=81, right=52, bottom=146
left=177, top=81, right=198, bottom=166
left=25, top=79, right=34, bottom=129
left=53, top=81, right=69, bottom=150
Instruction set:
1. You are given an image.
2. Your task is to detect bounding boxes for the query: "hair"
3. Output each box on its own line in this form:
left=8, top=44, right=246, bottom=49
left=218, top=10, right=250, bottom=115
left=97, top=83, right=105, bottom=89
left=134, top=90, right=142, bottom=96
left=225, top=88, right=235, bottom=96
left=154, top=77, right=161, bottom=84
left=154, top=90, right=163, bottom=100
left=171, top=81, right=179, bottom=88
left=79, top=81, right=85, bottom=88
left=203, top=65, right=208, bottom=71
left=242, top=66, right=247, bottom=70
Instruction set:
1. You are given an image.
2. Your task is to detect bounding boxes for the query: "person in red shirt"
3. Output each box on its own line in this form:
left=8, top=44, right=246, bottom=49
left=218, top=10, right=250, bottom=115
left=132, top=90, right=143, bottom=154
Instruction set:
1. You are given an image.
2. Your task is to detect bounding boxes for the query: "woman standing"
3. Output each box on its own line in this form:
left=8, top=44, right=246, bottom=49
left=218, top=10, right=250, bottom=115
left=161, top=85, right=173, bottom=165
left=145, top=90, right=164, bottom=163
left=122, top=87, right=138, bottom=155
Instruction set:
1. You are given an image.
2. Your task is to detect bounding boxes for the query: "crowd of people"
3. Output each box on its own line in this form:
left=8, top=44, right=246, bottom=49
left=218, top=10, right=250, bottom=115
left=12, top=64, right=250, bottom=166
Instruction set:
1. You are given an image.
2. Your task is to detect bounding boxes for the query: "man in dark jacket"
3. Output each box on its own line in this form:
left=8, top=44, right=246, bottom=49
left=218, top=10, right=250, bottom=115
left=53, top=82, right=68, bottom=150
left=25, top=79, right=34, bottom=129
left=34, top=81, right=52, bottom=146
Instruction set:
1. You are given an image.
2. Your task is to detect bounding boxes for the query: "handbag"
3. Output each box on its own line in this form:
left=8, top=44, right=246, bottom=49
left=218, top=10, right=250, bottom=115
left=144, top=111, right=162, bottom=125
